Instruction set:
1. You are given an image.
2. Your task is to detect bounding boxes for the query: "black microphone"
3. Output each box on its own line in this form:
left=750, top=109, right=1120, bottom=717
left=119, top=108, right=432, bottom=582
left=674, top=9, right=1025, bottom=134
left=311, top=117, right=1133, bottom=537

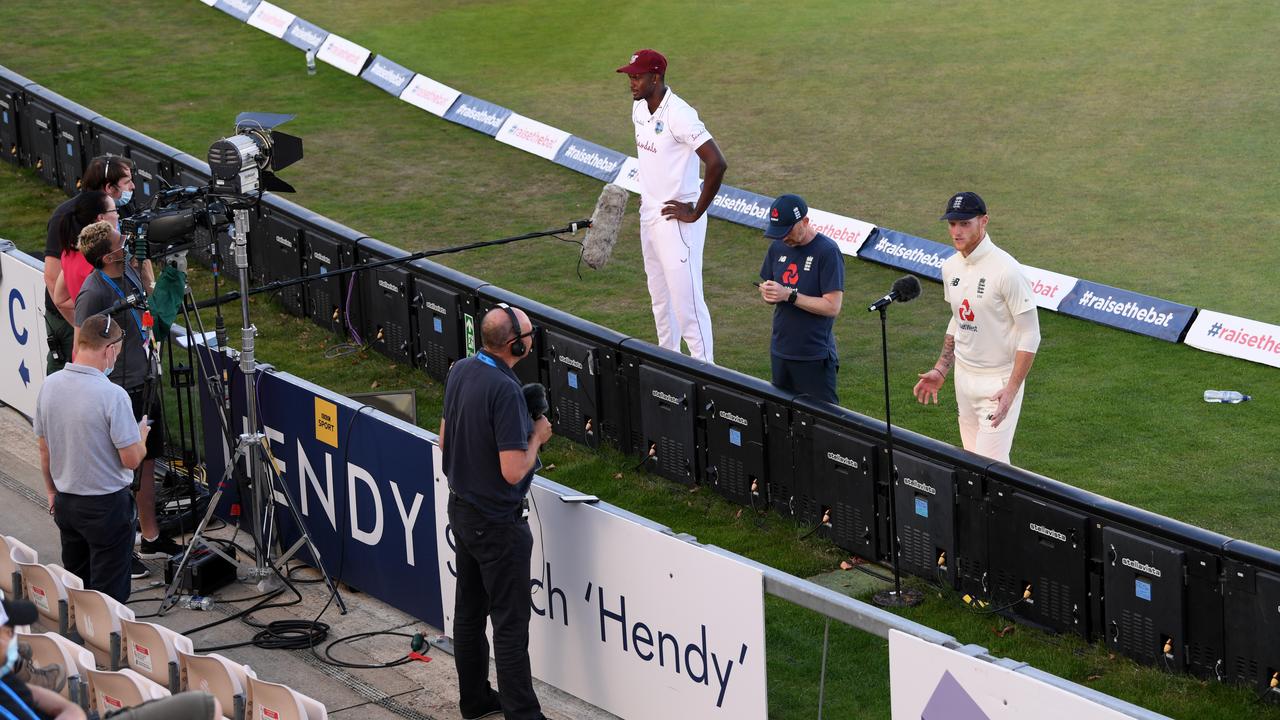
left=867, top=275, right=922, bottom=312
left=104, top=292, right=147, bottom=316
left=523, top=382, right=549, bottom=421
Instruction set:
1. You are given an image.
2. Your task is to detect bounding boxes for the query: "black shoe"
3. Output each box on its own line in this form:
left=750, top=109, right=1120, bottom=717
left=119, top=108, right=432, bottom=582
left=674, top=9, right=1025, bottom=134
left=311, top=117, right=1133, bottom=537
left=461, top=691, right=502, bottom=720
left=138, top=536, right=185, bottom=559
left=130, top=554, right=150, bottom=580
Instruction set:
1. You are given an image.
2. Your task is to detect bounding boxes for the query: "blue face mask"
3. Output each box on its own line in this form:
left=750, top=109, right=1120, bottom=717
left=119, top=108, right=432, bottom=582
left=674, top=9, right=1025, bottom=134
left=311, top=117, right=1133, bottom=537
left=0, top=633, right=18, bottom=677
left=116, top=189, right=133, bottom=208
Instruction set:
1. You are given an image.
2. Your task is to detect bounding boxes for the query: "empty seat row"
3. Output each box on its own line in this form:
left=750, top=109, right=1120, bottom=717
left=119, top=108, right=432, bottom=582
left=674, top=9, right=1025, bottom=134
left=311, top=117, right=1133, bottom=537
left=3, top=534, right=326, bottom=719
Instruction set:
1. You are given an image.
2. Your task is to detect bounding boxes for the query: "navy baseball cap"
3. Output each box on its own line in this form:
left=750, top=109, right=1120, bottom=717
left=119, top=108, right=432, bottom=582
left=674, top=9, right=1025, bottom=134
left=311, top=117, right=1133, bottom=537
left=940, top=191, right=987, bottom=220
left=1, top=595, right=38, bottom=626
left=616, top=49, right=667, bottom=76
left=764, top=194, right=808, bottom=239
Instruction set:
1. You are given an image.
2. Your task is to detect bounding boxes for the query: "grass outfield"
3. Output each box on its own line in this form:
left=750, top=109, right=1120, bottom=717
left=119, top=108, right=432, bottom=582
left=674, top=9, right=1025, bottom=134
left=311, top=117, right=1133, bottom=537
left=2, top=2, right=1279, bottom=717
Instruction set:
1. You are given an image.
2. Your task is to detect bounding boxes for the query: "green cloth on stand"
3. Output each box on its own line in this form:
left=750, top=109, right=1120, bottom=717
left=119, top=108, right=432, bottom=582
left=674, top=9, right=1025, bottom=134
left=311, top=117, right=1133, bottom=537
left=147, top=264, right=187, bottom=341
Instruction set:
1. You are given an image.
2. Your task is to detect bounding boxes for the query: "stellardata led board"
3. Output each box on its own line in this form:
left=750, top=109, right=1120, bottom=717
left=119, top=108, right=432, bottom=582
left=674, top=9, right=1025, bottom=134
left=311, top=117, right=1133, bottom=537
left=0, top=67, right=29, bottom=166
left=545, top=329, right=604, bottom=448
left=300, top=217, right=359, bottom=336
left=353, top=238, right=415, bottom=365
left=253, top=197, right=308, bottom=316
left=988, top=484, right=1090, bottom=636
left=637, top=363, right=698, bottom=486
left=700, top=383, right=766, bottom=508
left=892, top=450, right=957, bottom=586
left=809, top=422, right=878, bottom=559
left=409, top=259, right=481, bottom=383
left=1223, top=543, right=1280, bottom=698
left=1102, top=526, right=1187, bottom=671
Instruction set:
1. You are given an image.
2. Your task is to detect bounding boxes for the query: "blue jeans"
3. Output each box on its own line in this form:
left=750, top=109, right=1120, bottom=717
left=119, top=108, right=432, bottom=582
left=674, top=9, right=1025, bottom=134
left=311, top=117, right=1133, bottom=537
left=448, top=495, right=544, bottom=720
left=771, top=354, right=840, bottom=404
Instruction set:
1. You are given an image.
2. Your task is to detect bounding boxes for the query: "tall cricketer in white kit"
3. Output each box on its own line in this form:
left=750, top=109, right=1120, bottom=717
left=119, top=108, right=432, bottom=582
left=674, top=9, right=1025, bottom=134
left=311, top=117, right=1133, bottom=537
left=618, top=49, right=728, bottom=363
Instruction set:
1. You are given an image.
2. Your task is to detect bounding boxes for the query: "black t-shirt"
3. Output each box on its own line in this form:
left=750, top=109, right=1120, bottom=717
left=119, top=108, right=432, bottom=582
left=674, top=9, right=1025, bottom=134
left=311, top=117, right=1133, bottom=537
left=1, top=672, right=51, bottom=720
left=442, top=350, right=536, bottom=523
left=45, top=194, right=79, bottom=259
left=760, top=232, right=845, bottom=361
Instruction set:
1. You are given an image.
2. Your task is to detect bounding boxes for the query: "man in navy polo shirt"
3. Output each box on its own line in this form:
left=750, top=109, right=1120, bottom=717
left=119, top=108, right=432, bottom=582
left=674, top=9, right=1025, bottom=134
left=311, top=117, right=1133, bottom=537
left=758, top=194, right=846, bottom=403
left=439, top=304, right=553, bottom=720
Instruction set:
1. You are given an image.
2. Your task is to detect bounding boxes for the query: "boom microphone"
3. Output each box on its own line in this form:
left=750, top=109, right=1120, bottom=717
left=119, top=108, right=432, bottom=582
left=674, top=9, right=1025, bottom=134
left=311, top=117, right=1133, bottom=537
left=581, top=183, right=628, bottom=270
left=867, top=275, right=922, bottom=312
left=523, top=382, right=549, bottom=421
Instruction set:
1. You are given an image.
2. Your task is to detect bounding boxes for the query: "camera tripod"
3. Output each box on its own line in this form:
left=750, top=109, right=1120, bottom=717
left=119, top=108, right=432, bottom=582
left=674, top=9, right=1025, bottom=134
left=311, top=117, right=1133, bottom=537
left=160, top=207, right=346, bottom=614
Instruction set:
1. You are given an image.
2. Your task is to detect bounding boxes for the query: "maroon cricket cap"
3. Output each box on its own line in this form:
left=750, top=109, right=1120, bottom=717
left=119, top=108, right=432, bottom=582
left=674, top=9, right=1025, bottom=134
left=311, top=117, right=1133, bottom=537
left=616, top=49, right=667, bottom=76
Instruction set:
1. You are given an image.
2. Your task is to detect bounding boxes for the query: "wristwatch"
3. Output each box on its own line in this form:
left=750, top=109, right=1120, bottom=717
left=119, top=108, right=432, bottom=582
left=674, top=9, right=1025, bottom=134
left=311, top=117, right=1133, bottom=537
left=787, top=287, right=798, bottom=304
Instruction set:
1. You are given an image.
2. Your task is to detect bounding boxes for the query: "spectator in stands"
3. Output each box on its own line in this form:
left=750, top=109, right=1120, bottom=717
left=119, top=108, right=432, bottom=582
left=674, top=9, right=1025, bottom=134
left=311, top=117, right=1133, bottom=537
left=2, top=596, right=222, bottom=719
left=439, top=305, right=553, bottom=720
left=50, top=191, right=118, bottom=338
left=75, top=223, right=180, bottom=573
left=43, top=156, right=134, bottom=374
left=35, top=313, right=148, bottom=603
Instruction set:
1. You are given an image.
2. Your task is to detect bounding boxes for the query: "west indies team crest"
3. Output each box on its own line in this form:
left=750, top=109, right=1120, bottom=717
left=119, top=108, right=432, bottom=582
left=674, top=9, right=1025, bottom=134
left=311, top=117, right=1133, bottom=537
left=655, top=120, right=664, bottom=135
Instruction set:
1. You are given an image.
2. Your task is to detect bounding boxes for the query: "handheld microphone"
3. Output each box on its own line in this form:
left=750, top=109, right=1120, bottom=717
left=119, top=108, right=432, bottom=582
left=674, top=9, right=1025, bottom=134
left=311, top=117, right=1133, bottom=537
left=523, top=382, right=549, bottom=421
left=867, top=275, right=922, bottom=312
left=581, top=183, right=628, bottom=270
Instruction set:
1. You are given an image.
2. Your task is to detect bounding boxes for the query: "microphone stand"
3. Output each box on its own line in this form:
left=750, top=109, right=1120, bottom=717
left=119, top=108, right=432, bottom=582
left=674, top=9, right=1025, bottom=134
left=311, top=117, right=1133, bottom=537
left=871, top=304, right=923, bottom=608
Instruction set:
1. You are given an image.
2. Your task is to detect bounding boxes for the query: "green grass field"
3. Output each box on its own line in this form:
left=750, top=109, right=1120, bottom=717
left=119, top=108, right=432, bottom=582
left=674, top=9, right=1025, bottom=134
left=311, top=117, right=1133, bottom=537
left=3, top=2, right=1280, bottom=717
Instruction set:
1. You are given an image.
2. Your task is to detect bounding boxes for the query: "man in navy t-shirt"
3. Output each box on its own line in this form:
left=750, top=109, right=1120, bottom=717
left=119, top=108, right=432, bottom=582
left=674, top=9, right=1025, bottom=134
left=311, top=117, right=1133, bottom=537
left=758, top=194, right=846, bottom=403
left=439, top=304, right=553, bottom=720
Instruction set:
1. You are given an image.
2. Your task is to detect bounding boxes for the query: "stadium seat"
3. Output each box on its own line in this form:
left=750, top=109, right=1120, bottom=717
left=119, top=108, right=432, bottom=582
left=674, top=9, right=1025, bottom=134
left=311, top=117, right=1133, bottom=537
left=85, top=667, right=171, bottom=715
left=16, top=630, right=95, bottom=706
left=1, top=535, right=37, bottom=598
left=121, top=618, right=194, bottom=693
left=16, top=561, right=82, bottom=635
left=66, top=586, right=135, bottom=670
left=247, top=677, right=328, bottom=720
left=179, top=651, right=257, bottom=720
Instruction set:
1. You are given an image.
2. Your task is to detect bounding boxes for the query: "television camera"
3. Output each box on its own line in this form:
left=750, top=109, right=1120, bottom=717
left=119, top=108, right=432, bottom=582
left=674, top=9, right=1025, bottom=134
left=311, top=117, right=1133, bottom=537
left=123, top=112, right=302, bottom=262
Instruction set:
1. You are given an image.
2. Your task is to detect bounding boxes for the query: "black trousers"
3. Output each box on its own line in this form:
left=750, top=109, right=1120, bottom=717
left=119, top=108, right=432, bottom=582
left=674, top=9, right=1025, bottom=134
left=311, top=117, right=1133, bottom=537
left=448, top=495, right=543, bottom=720
left=771, top=353, right=840, bottom=404
left=54, top=488, right=135, bottom=602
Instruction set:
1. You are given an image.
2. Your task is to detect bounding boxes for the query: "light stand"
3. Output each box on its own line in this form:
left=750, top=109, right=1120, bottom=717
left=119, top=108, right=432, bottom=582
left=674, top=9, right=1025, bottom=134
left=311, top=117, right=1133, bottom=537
left=872, top=305, right=923, bottom=608
left=160, top=208, right=347, bottom=614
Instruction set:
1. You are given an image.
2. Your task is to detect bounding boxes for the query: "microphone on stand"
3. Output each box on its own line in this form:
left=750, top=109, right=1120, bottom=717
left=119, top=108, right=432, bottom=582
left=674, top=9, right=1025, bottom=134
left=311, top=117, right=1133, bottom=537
left=867, top=275, right=922, bottom=312
left=580, top=183, right=628, bottom=270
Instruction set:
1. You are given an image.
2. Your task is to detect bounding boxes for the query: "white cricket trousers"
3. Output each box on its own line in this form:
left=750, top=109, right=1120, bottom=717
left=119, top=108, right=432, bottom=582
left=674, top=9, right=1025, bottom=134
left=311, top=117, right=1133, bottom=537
left=954, top=363, right=1024, bottom=464
left=639, top=214, right=714, bottom=363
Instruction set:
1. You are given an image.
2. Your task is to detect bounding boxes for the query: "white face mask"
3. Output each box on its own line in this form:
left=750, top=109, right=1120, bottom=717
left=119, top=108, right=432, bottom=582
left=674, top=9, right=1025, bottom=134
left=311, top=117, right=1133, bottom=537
left=0, top=632, right=18, bottom=677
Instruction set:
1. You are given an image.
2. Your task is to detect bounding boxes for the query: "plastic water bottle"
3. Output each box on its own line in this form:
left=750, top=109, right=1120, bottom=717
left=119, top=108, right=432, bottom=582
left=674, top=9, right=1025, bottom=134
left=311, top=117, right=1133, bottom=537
left=305, top=48, right=317, bottom=76
left=1203, top=390, right=1250, bottom=404
left=180, top=595, right=214, bottom=611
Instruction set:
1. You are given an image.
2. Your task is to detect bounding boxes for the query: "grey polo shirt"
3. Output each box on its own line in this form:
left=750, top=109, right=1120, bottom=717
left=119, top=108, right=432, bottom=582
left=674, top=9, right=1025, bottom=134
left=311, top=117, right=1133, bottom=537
left=33, top=363, right=139, bottom=495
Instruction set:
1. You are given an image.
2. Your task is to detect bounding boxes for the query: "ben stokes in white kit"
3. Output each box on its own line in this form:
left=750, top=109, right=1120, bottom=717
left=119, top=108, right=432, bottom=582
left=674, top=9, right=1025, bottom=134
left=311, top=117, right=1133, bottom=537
left=912, top=191, right=1041, bottom=464
left=618, top=49, right=728, bottom=363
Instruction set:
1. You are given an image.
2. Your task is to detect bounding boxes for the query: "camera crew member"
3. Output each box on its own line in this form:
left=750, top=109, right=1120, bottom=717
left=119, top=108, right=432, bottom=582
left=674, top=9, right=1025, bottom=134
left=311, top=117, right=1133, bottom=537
left=34, top=314, right=150, bottom=602
left=439, top=305, right=553, bottom=720
left=43, top=156, right=139, bottom=373
left=74, top=222, right=180, bottom=571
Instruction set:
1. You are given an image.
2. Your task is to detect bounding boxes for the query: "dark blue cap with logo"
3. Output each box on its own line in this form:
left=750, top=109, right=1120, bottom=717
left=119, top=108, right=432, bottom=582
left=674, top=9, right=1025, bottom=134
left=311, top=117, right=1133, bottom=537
left=940, top=191, right=987, bottom=220
left=764, top=194, right=809, bottom=239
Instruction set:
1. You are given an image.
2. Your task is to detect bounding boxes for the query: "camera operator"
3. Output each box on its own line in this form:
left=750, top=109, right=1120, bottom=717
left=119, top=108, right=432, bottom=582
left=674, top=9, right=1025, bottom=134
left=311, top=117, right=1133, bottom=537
left=74, top=222, right=182, bottom=574
left=43, top=156, right=140, bottom=373
left=439, top=305, right=553, bottom=720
